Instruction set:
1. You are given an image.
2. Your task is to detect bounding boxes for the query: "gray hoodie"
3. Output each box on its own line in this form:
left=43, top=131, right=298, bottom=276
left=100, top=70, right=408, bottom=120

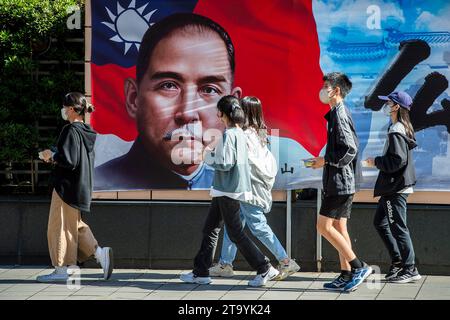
left=204, top=127, right=252, bottom=201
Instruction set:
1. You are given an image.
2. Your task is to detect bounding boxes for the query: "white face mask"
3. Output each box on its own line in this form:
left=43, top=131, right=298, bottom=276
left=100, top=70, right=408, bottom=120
left=382, top=104, right=393, bottom=117
left=61, top=107, right=69, bottom=121
left=319, top=88, right=333, bottom=104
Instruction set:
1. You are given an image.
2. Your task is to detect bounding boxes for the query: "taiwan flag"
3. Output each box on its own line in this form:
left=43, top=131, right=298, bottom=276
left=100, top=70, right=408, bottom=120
left=90, top=0, right=327, bottom=181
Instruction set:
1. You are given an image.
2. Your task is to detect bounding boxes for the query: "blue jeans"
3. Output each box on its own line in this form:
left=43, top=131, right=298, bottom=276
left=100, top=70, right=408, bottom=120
left=219, top=202, right=288, bottom=266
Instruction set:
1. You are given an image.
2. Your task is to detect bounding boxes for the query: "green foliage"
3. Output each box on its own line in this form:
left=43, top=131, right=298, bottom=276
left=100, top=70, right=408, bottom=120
left=0, top=0, right=85, bottom=163
left=0, top=123, right=35, bottom=162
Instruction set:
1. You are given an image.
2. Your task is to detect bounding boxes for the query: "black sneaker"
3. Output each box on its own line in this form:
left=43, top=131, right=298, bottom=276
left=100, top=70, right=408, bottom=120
left=389, top=267, right=421, bottom=283
left=385, top=264, right=402, bottom=280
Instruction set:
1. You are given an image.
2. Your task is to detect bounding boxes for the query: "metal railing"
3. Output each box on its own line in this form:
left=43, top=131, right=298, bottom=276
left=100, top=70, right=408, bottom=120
left=0, top=160, right=52, bottom=193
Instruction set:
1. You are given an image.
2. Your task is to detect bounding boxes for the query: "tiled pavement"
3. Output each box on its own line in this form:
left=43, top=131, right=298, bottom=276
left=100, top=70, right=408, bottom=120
left=0, top=266, right=449, bottom=300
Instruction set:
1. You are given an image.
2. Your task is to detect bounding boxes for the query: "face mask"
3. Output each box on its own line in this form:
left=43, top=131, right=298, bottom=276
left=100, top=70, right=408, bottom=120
left=319, top=88, right=333, bottom=104
left=382, top=104, right=393, bottom=117
left=61, top=107, right=69, bottom=121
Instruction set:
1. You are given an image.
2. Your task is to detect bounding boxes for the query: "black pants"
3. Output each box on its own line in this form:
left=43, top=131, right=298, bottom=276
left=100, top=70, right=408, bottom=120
left=193, top=196, right=270, bottom=277
left=373, top=193, right=416, bottom=267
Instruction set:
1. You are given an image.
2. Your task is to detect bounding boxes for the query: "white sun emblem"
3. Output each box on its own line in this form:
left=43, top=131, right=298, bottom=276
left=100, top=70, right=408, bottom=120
left=102, top=0, right=158, bottom=54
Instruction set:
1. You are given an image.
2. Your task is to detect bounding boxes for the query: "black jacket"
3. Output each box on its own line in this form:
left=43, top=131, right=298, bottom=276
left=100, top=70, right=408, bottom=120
left=52, top=122, right=97, bottom=212
left=374, top=124, right=417, bottom=197
left=323, top=102, right=360, bottom=196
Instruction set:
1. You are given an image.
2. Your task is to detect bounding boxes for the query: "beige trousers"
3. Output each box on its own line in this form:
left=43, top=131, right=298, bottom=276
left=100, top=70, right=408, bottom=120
left=47, top=189, right=98, bottom=267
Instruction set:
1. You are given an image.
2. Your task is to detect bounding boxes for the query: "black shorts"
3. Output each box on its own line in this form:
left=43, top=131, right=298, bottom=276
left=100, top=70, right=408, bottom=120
left=319, top=194, right=354, bottom=219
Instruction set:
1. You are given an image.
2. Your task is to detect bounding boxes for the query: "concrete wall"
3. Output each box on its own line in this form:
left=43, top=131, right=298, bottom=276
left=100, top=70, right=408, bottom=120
left=0, top=197, right=449, bottom=275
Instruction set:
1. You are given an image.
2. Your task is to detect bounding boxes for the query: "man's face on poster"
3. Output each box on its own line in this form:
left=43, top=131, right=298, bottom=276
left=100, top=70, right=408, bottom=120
left=125, top=29, right=241, bottom=175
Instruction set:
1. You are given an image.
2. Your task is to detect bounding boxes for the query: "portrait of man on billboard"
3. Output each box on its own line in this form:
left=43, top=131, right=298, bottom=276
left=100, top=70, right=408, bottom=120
left=91, top=0, right=336, bottom=192
left=94, top=13, right=242, bottom=190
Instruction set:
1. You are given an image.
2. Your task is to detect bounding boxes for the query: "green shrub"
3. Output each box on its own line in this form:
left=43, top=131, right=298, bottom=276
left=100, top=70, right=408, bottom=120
left=0, top=0, right=84, bottom=163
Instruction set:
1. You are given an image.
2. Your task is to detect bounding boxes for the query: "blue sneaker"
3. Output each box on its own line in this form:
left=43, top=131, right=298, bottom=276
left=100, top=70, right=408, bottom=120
left=342, top=264, right=373, bottom=292
left=323, top=275, right=349, bottom=291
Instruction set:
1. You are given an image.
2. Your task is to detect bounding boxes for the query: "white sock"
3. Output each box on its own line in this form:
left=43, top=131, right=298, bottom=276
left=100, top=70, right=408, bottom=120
left=95, top=246, right=103, bottom=260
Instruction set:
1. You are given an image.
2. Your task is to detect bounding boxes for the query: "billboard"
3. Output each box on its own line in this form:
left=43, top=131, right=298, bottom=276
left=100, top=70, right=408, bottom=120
left=90, top=0, right=450, bottom=192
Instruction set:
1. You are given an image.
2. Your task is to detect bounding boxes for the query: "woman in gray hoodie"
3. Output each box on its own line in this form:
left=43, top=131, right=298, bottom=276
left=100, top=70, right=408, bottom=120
left=180, top=95, right=278, bottom=287
left=209, top=96, right=300, bottom=280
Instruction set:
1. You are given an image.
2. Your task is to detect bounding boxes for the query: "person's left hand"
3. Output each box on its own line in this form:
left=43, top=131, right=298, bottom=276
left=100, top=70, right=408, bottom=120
left=310, top=157, right=325, bottom=169
left=364, top=157, right=376, bottom=168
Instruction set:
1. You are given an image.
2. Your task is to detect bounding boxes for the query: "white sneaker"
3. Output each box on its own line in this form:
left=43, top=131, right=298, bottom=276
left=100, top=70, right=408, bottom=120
left=36, top=267, right=69, bottom=283
left=209, top=263, right=235, bottom=278
left=275, top=259, right=300, bottom=280
left=248, top=266, right=279, bottom=287
left=95, top=246, right=114, bottom=280
left=180, top=272, right=212, bottom=285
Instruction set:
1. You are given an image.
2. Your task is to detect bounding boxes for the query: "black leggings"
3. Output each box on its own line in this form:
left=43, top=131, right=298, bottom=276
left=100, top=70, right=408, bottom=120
left=193, top=196, right=270, bottom=277
left=373, top=193, right=416, bottom=267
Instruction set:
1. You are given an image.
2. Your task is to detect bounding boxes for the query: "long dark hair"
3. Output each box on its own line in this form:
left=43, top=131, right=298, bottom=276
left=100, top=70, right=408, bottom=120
left=217, top=95, right=245, bottom=127
left=397, top=107, right=415, bottom=139
left=240, top=96, right=268, bottom=145
left=63, top=92, right=94, bottom=117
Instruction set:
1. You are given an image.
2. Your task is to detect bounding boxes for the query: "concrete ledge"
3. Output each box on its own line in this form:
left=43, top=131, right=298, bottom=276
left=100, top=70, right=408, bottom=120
left=354, top=189, right=450, bottom=204
left=93, top=189, right=450, bottom=204
left=1, top=198, right=449, bottom=275
left=151, top=190, right=210, bottom=201
left=93, top=190, right=288, bottom=201
left=117, top=191, right=151, bottom=200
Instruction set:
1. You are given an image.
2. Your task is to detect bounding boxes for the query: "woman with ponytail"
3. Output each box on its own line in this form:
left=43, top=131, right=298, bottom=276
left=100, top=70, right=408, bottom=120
left=37, top=92, right=113, bottom=283
left=365, top=91, right=420, bottom=283
left=180, top=95, right=278, bottom=287
left=210, top=96, right=299, bottom=280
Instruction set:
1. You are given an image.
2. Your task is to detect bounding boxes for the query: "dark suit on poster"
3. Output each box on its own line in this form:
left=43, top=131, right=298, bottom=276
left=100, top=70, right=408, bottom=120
left=94, top=139, right=214, bottom=191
